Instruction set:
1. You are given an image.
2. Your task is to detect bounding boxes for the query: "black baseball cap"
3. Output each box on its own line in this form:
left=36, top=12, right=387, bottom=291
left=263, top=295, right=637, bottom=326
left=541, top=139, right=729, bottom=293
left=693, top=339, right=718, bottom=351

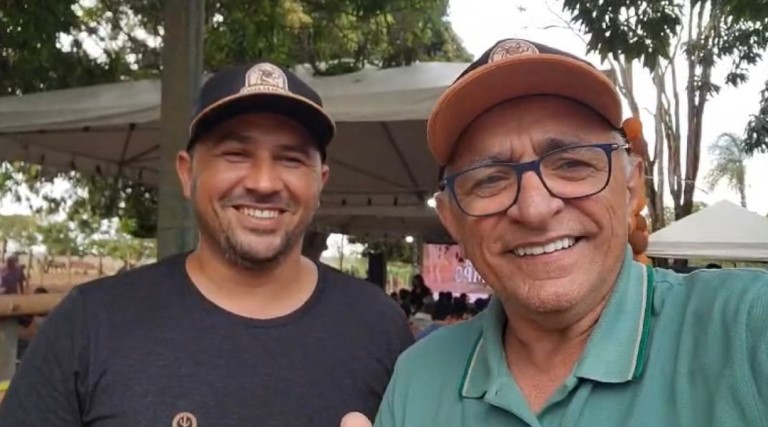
left=188, top=62, right=336, bottom=158
left=427, top=39, right=623, bottom=166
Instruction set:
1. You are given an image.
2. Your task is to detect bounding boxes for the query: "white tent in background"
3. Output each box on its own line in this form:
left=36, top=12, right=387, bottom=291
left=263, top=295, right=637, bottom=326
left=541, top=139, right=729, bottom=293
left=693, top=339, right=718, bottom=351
left=0, top=62, right=472, bottom=242
left=647, top=200, right=768, bottom=262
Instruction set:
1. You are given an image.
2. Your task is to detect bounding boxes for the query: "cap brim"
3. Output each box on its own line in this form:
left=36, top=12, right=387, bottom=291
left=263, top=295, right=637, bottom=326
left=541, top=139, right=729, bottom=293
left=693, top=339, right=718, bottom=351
left=189, top=91, right=336, bottom=152
left=427, top=54, right=622, bottom=165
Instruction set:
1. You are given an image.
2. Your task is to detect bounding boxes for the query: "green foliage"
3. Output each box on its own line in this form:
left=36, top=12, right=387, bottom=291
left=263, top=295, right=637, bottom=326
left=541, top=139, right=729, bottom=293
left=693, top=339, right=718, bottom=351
left=3, top=213, right=156, bottom=272
left=563, top=0, right=768, bottom=82
left=561, top=0, right=682, bottom=70
left=347, top=236, right=417, bottom=264
left=0, top=0, right=470, bottom=237
left=704, top=133, right=749, bottom=207
left=0, top=214, right=37, bottom=259
left=744, top=81, right=768, bottom=154
left=65, top=174, right=159, bottom=238
left=39, top=220, right=83, bottom=257
left=0, top=0, right=141, bottom=96
left=561, top=0, right=768, bottom=221
left=102, top=233, right=156, bottom=266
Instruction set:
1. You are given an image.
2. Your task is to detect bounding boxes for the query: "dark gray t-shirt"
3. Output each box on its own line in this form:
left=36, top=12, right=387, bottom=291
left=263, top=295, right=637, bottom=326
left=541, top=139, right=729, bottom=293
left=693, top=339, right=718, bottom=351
left=0, top=254, right=413, bottom=426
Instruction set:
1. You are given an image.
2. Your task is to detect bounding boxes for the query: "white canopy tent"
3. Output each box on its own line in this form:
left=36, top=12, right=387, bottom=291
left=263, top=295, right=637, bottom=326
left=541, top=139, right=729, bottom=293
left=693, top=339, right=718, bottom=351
left=0, top=63, right=471, bottom=242
left=647, top=200, right=768, bottom=262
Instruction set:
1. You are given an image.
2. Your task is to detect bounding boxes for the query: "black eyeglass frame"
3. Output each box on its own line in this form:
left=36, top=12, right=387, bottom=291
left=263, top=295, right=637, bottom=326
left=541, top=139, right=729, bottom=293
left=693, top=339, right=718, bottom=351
left=438, top=142, right=630, bottom=217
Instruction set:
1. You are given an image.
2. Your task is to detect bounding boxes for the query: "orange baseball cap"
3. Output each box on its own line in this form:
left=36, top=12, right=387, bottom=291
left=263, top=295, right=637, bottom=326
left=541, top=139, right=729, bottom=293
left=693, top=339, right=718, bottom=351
left=427, top=39, right=623, bottom=166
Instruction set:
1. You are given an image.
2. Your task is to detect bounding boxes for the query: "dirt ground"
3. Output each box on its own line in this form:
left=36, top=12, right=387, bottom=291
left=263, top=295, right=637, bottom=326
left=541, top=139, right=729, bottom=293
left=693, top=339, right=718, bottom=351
left=14, top=254, right=125, bottom=294
left=25, top=270, right=106, bottom=294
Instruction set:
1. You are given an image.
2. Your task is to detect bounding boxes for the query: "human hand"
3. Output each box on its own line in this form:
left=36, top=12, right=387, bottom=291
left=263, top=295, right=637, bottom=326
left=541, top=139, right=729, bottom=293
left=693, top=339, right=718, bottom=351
left=340, top=412, right=372, bottom=427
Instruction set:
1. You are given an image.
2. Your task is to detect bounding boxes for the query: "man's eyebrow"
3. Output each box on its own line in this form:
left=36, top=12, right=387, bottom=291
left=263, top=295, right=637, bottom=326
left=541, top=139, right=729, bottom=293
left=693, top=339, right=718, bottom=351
left=447, top=154, right=509, bottom=175
left=213, top=131, right=251, bottom=145
left=538, top=137, right=586, bottom=154
left=200, top=131, right=317, bottom=158
left=278, top=142, right=315, bottom=157
left=446, top=137, right=589, bottom=175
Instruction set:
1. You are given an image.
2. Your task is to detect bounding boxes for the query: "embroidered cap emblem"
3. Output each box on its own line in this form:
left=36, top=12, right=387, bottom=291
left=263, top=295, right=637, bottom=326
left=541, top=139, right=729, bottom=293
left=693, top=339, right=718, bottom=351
left=240, top=63, right=289, bottom=94
left=172, top=412, right=198, bottom=427
left=488, top=39, right=539, bottom=63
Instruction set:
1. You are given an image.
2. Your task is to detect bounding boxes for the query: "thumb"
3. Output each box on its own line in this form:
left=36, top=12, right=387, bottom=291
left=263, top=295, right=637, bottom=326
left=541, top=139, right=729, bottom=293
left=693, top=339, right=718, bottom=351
left=340, top=412, right=373, bottom=427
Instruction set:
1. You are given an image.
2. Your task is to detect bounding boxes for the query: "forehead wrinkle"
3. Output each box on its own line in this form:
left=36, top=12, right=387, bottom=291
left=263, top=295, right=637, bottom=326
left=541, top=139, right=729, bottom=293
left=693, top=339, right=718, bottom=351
left=446, top=131, right=517, bottom=173
left=446, top=134, right=583, bottom=174
left=444, top=97, right=619, bottom=174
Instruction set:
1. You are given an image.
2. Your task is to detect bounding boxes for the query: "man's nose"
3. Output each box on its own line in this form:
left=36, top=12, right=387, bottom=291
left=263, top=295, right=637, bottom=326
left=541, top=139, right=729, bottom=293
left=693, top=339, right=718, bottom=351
left=242, top=158, right=284, bottom=194
left=505, top=171, right=564, bottom=228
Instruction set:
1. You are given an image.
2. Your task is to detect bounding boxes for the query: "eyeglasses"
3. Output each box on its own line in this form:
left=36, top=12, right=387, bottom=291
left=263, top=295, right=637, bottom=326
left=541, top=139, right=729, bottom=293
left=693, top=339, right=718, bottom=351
left=439, top=143, right=628, bottom=217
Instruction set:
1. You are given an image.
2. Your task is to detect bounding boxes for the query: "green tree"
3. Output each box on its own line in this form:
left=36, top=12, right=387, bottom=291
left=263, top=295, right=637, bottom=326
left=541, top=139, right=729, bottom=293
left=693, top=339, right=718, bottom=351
left=39, top=220, right=84, bottom=283
left=704, top=133, right=750, bottom=208
left=86, top=236, right=113, bottom=277
left=0, top=0, right=471, bottom=238
left=744, top=81, right=768, bottom=154
left=0, top=214, right=37, bottom=261
left=348, top=236, right=416, bottom=264
left=0, top=0, right=134, bottom=97
left=107, top=233, right=156, bottom=270
left=562, top=0, right=768, bottom=222
left=16, top=223, right=39, bottom=272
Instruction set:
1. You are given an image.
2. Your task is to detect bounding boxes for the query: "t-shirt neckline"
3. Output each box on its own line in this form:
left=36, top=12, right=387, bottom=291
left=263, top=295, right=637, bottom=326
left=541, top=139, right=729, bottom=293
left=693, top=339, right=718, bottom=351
left=175, top=252, right=328, bottom=328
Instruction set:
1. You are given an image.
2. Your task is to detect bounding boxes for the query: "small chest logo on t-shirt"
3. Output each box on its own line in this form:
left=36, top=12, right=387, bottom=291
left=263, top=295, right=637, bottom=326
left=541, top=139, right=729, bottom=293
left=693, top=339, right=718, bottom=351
left=172, top=412, right=198, bottom=427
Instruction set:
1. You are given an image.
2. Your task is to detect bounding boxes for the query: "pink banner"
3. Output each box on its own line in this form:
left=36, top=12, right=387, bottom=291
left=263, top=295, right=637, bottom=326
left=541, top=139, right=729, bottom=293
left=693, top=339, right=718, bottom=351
left=421, top=244, right=491, bottom=295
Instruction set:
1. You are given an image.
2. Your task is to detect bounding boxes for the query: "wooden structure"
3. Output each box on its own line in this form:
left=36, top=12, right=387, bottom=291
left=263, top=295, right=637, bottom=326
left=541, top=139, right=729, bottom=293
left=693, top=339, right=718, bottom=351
left=0, top=293, right=66, bottom=384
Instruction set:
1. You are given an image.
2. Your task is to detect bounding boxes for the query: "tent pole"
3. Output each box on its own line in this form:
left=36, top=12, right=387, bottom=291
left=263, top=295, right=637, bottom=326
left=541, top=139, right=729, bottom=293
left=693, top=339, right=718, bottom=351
left=0, top=320, right=17, bottom=383
left=157, top=0, right=205, bottom=258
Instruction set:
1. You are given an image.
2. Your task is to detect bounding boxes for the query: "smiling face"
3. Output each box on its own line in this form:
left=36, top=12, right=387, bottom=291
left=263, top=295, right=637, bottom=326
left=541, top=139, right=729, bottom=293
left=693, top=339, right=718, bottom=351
left=436, top=96, right=643, bottom=316
left=177, top=113, right=329, bottom=269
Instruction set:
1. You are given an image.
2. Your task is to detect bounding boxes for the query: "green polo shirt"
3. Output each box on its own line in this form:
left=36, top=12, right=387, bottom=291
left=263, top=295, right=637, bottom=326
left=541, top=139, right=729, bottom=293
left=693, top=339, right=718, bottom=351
left=375, top=247, right=768, bottom=427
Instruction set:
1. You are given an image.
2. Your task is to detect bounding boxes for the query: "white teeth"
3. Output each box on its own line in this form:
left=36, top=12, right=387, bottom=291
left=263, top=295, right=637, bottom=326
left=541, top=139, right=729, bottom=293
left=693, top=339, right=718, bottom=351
left=513, top=237, right=577, bottom=257
left=239, top=208, right=278, bottom=219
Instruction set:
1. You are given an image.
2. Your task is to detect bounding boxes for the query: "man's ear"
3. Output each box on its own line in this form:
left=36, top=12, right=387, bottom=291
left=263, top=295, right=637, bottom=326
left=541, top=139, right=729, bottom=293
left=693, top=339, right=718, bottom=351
left=320, top=163, right=330, bottom=187
left=435, top=191, right=462, bottom=246
left=176, top=150, right=194, bottom=199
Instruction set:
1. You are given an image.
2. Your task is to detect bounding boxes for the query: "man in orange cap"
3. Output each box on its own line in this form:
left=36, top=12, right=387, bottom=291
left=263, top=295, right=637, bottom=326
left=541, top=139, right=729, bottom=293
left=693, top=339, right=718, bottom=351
left=343, top=39, right=768, bottom=427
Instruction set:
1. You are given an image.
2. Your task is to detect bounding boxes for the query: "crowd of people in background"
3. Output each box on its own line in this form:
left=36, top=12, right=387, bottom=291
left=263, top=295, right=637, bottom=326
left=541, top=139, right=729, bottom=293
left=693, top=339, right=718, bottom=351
left=390, top=274, right=490, bottom=340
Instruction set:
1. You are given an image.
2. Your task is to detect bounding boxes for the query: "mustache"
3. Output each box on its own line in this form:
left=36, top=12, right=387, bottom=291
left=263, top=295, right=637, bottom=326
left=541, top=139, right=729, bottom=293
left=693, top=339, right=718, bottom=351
left=222, top=191, right=293, bottom=209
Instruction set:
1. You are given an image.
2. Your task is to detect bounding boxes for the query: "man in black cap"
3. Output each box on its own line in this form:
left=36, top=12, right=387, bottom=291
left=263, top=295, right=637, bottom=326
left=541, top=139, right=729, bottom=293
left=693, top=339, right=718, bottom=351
left=0, top=62, right=413, bottom=426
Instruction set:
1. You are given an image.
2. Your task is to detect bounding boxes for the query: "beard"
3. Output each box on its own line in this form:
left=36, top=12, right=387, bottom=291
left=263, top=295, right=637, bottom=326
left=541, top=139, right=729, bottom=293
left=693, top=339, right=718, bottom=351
left=191, top=181, right=315, bottom=271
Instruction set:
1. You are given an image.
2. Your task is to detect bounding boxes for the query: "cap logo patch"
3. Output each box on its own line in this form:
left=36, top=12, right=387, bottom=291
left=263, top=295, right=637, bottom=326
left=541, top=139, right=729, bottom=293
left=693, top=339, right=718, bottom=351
left=240, top=63, right=289, bottom=94
left=489, top=40, right=539, bottom=63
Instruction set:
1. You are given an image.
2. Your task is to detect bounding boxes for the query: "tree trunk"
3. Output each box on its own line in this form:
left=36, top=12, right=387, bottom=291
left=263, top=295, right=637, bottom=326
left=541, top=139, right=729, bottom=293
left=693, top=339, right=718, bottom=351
left=66, top=246, right=72, bottom=286
left=0, top=239, right=6, bottom=262
left=611, top=58, right=669, bottom=234
left=679, top=1, right=714, bottom=221
left=740, top=186, right=747, bottom=208
left=646, top=66, right=668, bottom=232
left=665, top=99, right=683, bottom=220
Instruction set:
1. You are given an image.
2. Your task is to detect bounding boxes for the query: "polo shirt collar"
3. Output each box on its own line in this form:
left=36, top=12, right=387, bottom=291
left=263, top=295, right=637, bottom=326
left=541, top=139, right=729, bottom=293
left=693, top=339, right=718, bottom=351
left=575, top=246, right=654, bottom=382
left=459, top=245, right=654, bottom=400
